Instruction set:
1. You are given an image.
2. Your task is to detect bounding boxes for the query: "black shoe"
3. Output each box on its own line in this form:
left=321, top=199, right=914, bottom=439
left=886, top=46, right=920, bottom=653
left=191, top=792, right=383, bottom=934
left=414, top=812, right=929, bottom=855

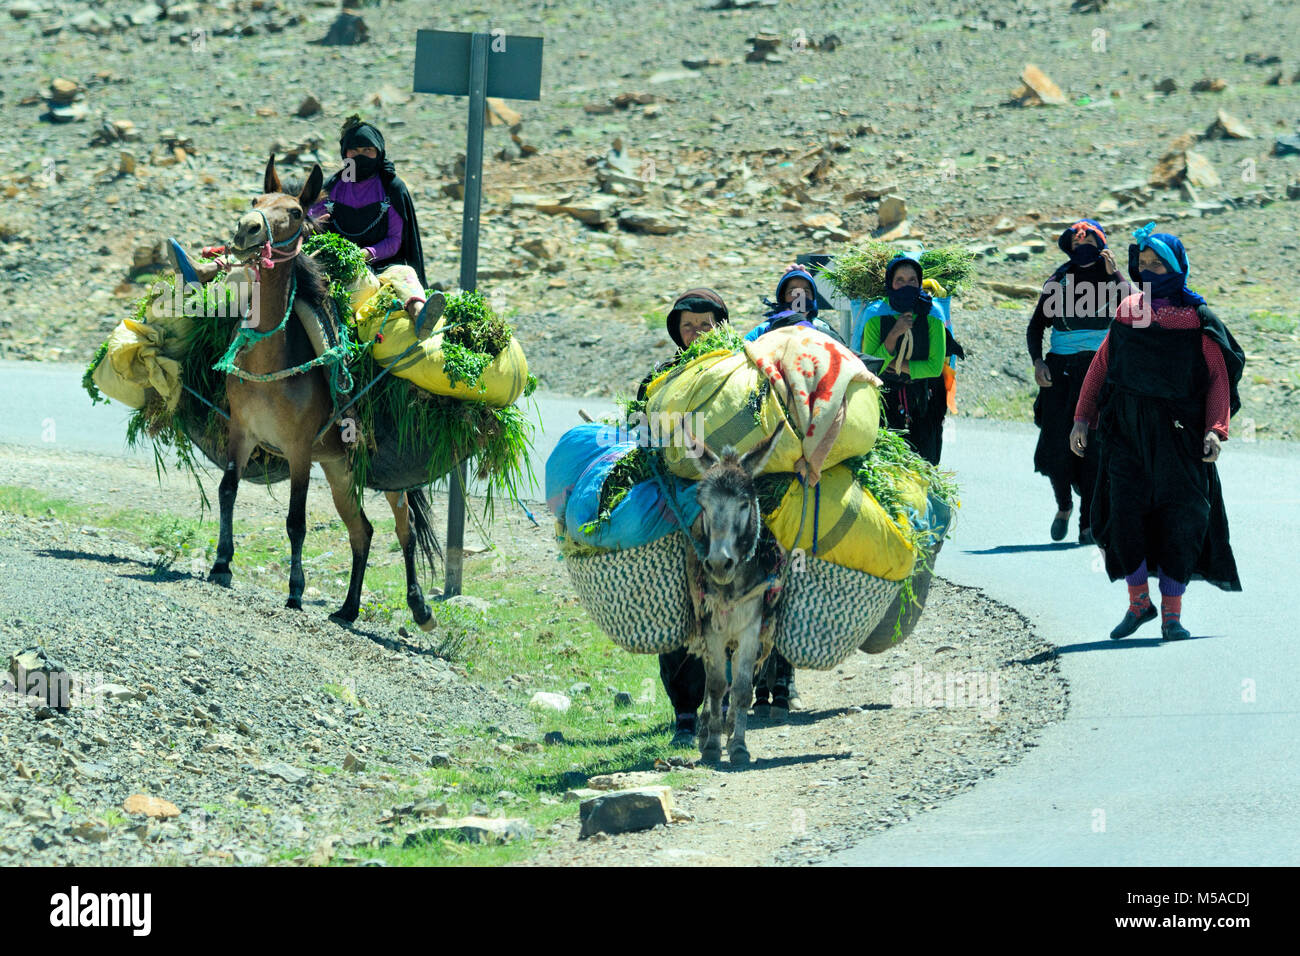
left=1161, top=618, right=1191, bottom=641
left=1050, top=512, right=1071, bottom=542
left=1110, top=604, right=1157, bottom=640
left=670, top=715, right=697, bottom=748
left=1078, top=527, right=1094, bottom=545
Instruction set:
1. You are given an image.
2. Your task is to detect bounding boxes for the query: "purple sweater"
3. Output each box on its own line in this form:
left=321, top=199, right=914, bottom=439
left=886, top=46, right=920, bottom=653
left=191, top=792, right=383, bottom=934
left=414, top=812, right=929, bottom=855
left=308, top=177, right=402, bottom=263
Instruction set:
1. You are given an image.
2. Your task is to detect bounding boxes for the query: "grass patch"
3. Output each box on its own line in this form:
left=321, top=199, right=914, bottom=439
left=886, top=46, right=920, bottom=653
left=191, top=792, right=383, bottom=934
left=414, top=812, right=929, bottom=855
left=0, top=484, right=699, bottom=866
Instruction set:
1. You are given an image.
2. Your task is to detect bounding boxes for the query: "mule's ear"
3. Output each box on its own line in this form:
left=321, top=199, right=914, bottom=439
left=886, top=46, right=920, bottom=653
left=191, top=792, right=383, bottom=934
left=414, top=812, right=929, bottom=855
left=739, top=426, right=781, bottom=477
left=263, top=152, right=281, bottom=195
left=299, top=163, right=323, bottom=209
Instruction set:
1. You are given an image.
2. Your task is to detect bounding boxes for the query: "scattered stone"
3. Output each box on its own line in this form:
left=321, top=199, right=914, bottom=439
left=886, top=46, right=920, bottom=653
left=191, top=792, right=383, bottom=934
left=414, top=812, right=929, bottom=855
left=991, top=216, right=1016, bottom=234
left=9, top=1, right=42, bottom=20
left=69, top=821, right=110, bottom=843
left=529, top=691, right=571, bottom=713
left=978, top=280, right=1043, bottom=300
left=543, top=731, right=567, bottom=746
left=682, top=56, right=729, bottom=70
left=613, top=690, right=634, bottom=707
left=69, top=10, right=111, bottom=34
left=799, top=212, right=842, bottom=233
left=312, top=12, right=367, bottom=46
left=130, top=4, right=162, bottom=25
left=88, top=682, right=139, bottom=702
left=122, top=794, right=180, bottom=819
left=586, top=771, right=664, bottom=791
left=295, top=95, right=322, bottom=118
left=1191, top=77, right=1228, bottom=93
left=579, top=787, right=674, bottom=838
left=260, top=761, right=308, bottom=785
left=618, top=209, right=683, bottom=235
left=1184, top=151, right=1221, bottom=189
left=539, top=194, right=621, bottom=227
left=1153, top=77, right=1177, bottom=94
left=343, top=752, right=366, bottom=773
left=405, top=817, right=535, bottom=846
left=427, top=752, right=452, bottom=768
left=444, top=594, right=490, bottom=613
left=1274, top=134, right=1300, bottom=158
left=1205, top=109, right=1253, bottom=140
left=845, top=183, right=898, bottom=202
left=876, top=195, right=908, bottom=229
left=522, top=237, right=562, bottom=260
left=746, top=33, right=785, bottom=64
left=564, top=788, right=604, bottom=802
left=1012, top=64, right=1067, bottom=106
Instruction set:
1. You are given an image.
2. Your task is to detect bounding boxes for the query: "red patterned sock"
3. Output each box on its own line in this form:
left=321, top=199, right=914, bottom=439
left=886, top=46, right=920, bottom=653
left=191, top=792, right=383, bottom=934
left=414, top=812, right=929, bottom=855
left=1162, top=594, right=1183, bottom=624
left=1127, top=585, right=1152, bottom=615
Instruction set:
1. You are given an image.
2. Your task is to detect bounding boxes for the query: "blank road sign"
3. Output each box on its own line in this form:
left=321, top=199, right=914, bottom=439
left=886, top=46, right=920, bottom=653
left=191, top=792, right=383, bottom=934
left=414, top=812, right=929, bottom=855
left=413, top=29, right=544, bottom=101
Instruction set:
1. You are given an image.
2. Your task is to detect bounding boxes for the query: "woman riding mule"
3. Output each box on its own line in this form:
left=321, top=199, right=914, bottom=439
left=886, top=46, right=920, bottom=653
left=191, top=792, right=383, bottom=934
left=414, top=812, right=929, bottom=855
left=208, top=155, right=440, bottom=630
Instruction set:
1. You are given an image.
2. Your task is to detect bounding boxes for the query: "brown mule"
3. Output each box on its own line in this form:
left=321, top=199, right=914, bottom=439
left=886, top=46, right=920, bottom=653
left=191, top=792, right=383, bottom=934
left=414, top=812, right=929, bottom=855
left=207, top=154, right=437, bottom=629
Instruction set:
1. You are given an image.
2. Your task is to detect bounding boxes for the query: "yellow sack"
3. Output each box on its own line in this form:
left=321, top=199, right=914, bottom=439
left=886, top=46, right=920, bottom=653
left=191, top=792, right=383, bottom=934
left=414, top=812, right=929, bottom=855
left=763, top=464, right=916, bottom=581
left=354, top=275, right=529, bottom=408
left=645, top=350, right=879, bottom=479
left=91, top=319, right=183, bottom=411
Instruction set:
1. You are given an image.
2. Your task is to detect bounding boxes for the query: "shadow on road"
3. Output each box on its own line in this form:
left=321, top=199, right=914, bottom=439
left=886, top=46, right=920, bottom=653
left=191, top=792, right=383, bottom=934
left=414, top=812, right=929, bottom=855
left=963, top=542, right=1084, bottom=555
left=713, top=751, right=853, bottom=773
left=1047, top=633, right=1223, bottom=655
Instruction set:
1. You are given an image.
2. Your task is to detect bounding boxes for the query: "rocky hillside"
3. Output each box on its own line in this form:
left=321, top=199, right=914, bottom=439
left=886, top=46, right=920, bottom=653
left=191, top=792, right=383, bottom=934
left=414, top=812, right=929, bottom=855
left=2, top=0, right=1298, bottom=436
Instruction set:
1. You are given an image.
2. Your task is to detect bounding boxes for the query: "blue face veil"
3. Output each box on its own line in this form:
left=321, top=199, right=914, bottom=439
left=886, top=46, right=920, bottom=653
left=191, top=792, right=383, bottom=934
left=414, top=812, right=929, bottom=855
left=1128, top=223, right=1206, bottom=308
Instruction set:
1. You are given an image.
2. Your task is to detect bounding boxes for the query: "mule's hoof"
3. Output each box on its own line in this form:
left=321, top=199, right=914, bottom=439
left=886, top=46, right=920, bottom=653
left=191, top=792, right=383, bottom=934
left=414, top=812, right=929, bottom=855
left=699, top=739, right=721, bottom=763
left=415, top=605, right=435, bottom=632
left=729, top=746, right=751, bottom=766
left=285, top=597, right=302, bottom=610
left=329, top=611, right=358, bottom=627
left=208, top=570, right=232, bottom=587
left=752, top=703, right=770, bottom=720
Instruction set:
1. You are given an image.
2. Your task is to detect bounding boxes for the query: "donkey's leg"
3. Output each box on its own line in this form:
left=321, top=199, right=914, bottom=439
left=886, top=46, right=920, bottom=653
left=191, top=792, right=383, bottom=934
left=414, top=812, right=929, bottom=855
left=699, top=636, right=727, bottom=763
left=386, top=491, right=432, bottom=631
left=728, top=631, right=761, bottom=766
left=320, top=457, right=373, bottom=624
left=208, top=430, right=255, bottom=587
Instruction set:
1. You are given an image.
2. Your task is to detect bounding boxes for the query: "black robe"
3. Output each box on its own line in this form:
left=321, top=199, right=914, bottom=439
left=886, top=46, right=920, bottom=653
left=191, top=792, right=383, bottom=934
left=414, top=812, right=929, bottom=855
left=321, top=169, right=427, bottom=289
left=1088, top=306, right=1244, bottom=591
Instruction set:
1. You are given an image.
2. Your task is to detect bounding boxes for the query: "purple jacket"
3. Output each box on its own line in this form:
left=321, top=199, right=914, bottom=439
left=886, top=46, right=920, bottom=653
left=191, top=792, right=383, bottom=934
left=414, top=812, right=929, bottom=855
left=308, top=177, right=403, bottom=263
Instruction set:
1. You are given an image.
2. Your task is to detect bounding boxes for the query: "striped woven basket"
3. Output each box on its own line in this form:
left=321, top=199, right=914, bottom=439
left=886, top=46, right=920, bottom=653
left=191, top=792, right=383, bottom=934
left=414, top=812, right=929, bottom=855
left=773, top=556, right=902, bottom=669
left=564, top=532, right=694, bottom=655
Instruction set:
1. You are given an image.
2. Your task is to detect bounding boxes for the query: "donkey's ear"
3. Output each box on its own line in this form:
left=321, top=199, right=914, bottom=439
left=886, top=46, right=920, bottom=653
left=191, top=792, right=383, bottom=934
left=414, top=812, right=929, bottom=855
left=263, top=152, right=281, bottom=195
left=299, top=163, right=323, bottom=209
left=679, top=418, right=718, bottom=476
left=739, top=426, right=782, bottom=477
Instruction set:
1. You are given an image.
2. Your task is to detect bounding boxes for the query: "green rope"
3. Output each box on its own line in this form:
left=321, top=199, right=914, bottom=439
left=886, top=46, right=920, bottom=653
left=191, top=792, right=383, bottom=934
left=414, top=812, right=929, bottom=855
left=213, top=271, right=298, bottom=377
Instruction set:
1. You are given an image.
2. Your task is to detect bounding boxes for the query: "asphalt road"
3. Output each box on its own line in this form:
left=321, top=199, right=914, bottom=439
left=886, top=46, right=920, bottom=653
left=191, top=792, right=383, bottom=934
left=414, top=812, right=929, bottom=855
left=826, top=414, right=1300, bottom=866
left=3, top=359, right=1296, bottom=864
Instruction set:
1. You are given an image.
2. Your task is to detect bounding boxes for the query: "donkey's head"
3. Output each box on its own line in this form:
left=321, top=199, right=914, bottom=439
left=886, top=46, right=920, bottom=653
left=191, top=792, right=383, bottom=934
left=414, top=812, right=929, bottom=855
left=229, top=154, right=323, bottom=257
left=687, top=426, right=781, bottom=586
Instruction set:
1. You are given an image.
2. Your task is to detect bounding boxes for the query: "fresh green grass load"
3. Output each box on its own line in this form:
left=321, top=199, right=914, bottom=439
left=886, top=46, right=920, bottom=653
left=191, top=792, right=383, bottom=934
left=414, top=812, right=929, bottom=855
left=85, top=262, right=536, bottom=518
left=818, top=241, right=976, bottom=302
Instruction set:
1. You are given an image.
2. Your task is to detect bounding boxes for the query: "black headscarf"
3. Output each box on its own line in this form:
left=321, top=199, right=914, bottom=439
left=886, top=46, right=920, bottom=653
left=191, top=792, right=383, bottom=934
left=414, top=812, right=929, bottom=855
left=323, top=119, right=427, bottom=288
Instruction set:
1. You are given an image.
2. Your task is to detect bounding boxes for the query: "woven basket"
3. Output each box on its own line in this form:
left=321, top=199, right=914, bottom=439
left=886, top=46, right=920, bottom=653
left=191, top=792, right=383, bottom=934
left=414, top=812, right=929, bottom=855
left=860, top=539, right=943, bottom=654
left=773, top=556, right=902, bottom=669
left=564, top=532, right=694, bottom=655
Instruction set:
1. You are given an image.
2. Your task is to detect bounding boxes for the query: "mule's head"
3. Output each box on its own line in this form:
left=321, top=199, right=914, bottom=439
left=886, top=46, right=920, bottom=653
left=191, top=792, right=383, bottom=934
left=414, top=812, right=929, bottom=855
left=229, top=154, right=323, bottom=258
left=688, top=426, right=781, bottom=586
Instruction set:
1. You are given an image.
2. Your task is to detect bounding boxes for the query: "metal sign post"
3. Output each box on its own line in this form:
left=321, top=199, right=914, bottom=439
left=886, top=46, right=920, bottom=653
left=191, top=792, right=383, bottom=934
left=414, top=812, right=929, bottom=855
left=413, top=29, right=543, bottom=598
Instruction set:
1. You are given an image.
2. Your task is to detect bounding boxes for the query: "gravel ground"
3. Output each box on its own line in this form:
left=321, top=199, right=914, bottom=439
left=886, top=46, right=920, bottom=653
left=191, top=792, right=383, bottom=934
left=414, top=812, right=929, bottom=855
left=0, top=443, right=1067, bottom=866
left=524, top=578, right=1064, bottom=867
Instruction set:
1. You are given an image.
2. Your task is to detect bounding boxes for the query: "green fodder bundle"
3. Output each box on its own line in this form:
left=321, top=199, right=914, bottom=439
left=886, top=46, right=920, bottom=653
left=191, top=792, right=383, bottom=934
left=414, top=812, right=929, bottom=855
left=345, top=343, right=536, bottom=520
left=578, top=445, right=655, bottom=535
left=819, top=241, right=976, bottom=302
left=86, top=268, right=536, bottom=517
left=303, top=232, right=368, bottom=322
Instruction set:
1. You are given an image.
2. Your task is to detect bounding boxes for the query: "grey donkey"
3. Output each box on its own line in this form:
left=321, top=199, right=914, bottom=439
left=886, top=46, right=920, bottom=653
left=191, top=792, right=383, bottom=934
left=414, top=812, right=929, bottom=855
left=682, top=427, right=783, bottom=765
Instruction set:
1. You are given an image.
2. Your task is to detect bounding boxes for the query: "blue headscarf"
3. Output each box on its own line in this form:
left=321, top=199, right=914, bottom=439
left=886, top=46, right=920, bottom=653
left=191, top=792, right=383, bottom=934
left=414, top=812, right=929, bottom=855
left=1130, top=223, right=1206, bottom=308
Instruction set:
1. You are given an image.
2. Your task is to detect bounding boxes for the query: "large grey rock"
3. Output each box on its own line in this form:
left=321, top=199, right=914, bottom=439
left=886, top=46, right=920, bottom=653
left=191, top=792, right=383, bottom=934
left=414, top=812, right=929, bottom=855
left=405, top=816, right=534, bottom=846
left=579, top=787, right=673, bottom=838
